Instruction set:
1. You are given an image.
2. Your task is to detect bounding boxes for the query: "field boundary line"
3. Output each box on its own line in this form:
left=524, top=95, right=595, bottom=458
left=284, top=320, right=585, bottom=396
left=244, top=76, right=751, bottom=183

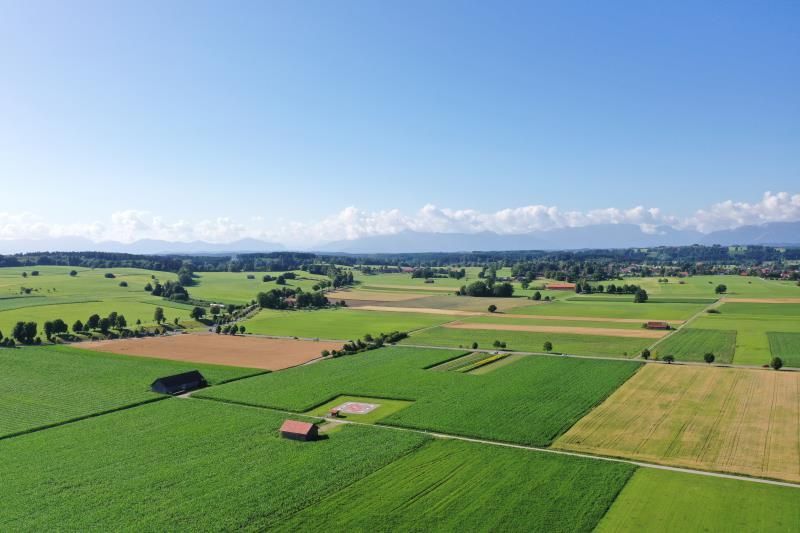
left=0, top=396, right=168, bottom=442
left=645, top=298, right=723, bottom=354
left=188, top=396, right=800, bottom=489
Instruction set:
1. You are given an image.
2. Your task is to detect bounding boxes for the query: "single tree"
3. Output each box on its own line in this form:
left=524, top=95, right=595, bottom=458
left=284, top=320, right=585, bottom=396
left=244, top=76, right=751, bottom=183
left=543, top=341, right=553, bottom=352
left=190, top=306, right=206, bottom=320
left=98, top=318, right=111, bottom=334
left=43, top=321, right=55, bottom=340
left=72, top=320, right=84, bottom=334
left=703, top=352, right=715, bottom=364
left=69, top=270, right=78, bottom=276
left=633, top=288, right=649, bottom=303
left=662, top=354, right=675, bottom=364
left=239, top=325, right=246, bottom=334
left=116, top=315, right=127, bottom=330
left=154, top=307, right=165, bottom=324
left=641, top=348, right=651, bottom=360
left=532, top=291, right=541, bottom=301
left=86, top=314, right=101, bottom=330
left=487, top=304, right=497, bottom=313
left=770, top=357, right=783, bottom=371
left=471, top=341, right=478, bottom=349
left=715, top=284, right=727, bottom=294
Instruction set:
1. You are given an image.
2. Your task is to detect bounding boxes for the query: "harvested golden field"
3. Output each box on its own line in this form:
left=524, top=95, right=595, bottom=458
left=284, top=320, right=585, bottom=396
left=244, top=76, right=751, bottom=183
left=554, top=364, right=800, bottom=483
left=355, top=305, right=481, bottom=316
left=443, top=321, right=668, bottom=339
left=82, top=333, right=342, bottom=370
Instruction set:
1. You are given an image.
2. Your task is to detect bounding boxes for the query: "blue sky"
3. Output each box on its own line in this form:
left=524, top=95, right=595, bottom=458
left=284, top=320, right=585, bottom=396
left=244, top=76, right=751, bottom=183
left=1, top=1, right=798, bottom=244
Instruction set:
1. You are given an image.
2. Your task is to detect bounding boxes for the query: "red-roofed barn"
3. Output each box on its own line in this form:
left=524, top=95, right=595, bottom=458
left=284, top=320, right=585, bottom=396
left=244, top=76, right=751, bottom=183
left=280, top=420, right=318, bottom=441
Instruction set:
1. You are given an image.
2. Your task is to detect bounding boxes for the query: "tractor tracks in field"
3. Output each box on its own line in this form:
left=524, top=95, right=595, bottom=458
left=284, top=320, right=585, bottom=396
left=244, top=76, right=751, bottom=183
left=189, top=395, right=800, bottom=489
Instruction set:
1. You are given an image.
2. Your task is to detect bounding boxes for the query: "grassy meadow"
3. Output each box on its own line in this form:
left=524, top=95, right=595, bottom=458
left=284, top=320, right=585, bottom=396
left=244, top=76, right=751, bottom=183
left=404, top=326, right=652, bottom=357
left=242, top=307, right=456, bottom=340
left=596, top=468, right=800, bottom=532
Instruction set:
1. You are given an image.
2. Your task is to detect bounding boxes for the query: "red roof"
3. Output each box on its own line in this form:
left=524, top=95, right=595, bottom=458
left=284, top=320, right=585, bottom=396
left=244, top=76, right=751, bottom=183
left=645, top=321, right=669, bottom=329
left=280, top=420, right=315, bottom=435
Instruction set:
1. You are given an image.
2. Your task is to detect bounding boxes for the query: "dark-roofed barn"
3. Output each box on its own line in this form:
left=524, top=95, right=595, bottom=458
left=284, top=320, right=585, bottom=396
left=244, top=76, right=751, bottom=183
left=150, top=370, right=208, bottom=395
left=280, top=420, right=318, bottom=441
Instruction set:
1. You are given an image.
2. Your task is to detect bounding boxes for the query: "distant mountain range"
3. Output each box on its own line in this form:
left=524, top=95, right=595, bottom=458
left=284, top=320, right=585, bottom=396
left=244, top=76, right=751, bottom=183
left=0, top=237, right=285, bottom=255
left=315, top=221, right=800, bottom=253
left=1, top=221, right=799, bottom=255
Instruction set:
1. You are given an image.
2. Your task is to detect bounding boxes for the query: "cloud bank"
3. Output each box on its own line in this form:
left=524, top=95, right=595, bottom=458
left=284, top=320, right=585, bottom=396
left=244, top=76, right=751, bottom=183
left=1, top=191, right=799, bottom=247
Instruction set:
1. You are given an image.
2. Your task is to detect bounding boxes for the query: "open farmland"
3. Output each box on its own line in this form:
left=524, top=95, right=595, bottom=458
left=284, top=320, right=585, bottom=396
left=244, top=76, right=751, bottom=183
left=188, top=270, right=329, bottom=304
left=443, top=320, right=667, bottom=339
left=404, top=326, right=652, bottom=357
left=197, top=346, right=641, bottom=446
left=554, top=364, right=800, bottom=483
left=81, top=333, right=341, bottom=370
left=282, top=439, right=636, bottom=532
left=692, top=302, right=800, bottom=365
left=0, top=266, right=194, bottom=334
left=652, top=328, right=737, bottom=363
left=596, top=468, right=800, bottom=532
left=0, top=399, right=428, bottom=530
left=242, top=308, right=456, bottom=340
left=625, top=275, right=800, bottom=299
left=0, top=345, right=258, bottom=439
left=767, top=332, right=800, bottom=368
left=511, top=300, right=705, bottom=321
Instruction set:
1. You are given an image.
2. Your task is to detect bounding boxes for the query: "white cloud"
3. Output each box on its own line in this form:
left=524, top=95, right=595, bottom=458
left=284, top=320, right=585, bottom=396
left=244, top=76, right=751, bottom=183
left=1, top=191, right=799, bottom=247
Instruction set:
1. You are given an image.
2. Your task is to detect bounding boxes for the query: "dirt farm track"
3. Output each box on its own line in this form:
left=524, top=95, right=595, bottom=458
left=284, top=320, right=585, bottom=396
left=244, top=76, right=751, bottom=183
left=81, top=333, right=342, bottom=370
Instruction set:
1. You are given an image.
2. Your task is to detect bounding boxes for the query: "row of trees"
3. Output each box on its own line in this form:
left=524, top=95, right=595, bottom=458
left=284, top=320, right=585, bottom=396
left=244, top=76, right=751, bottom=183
left=457, top=280, right=514, bottom=298
left=256, top=287, right=331, bottom=310
left=321, top=331, right=409, bottom=358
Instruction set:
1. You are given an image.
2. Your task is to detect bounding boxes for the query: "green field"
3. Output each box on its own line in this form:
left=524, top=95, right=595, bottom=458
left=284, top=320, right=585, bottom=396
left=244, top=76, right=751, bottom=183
left=242, top=307, right=455, bottom=340
left=0, top=399, right=428, bottom=530
left=197, top=346, right=641, bottom=446
left=596, top=469, right=800, bottom=532
left=767, top=332, right=800, bottom=368
left=653, top=328, right=737, bottom=363
left=511, top=300, right=705, bottom=321
left=692, top=303, right=800, bottom=365
left=0, top=266, right=192, bottom=335
left=465, top=314, right=646, bottom=330
left=627, top=275, right=800, bottom=299
left=0, top=345, right=259, bottom=438
left=188, top=270, right=329, bottom=304
left=404, top=326, right=652, bottom=357
left=282, top=438, right=636, bottom=532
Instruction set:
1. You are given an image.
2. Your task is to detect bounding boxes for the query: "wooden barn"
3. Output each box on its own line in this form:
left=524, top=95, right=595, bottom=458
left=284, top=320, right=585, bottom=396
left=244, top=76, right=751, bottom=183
left=280, top=420, right=318, bottom=441
left=546, top=282, right=576, bottom=290
left=645, top=321, right=670, bottom=330
left=150, top=370, right=208, bottom=395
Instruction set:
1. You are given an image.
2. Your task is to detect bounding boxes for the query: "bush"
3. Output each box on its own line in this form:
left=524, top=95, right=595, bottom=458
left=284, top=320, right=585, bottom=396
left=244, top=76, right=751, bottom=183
left=471, top=342, right=478, bottom=349
left=487, top=305, right=497, bottom=313
left=104, top=273, right=115, bottom=279
left=543, top=341, right=553, bottom=352
left=706, top=308, right=720, bottom=314
left=119, top=281, right=128, bottom=287
left=703, top=352, right=715, bottom=364
left=770, top=357, right=783, bottom=371
left=662, top=354, right=675, bottom=364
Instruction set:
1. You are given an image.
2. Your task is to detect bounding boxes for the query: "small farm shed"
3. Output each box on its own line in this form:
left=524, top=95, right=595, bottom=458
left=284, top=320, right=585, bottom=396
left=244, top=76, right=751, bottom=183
left=150, top=370, right=208, bottom=395
left=645, top=321, right=670, bottom=330
left=546, top=282, right=576, bottom=290
left=280, top=420, right=318, bottom=441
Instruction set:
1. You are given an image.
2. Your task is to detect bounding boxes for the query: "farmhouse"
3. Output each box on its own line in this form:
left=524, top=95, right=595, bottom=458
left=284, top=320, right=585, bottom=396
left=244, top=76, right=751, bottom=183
left=280, top=420, right=318, bottom=441
left=644, top=321, right=670, bottom=330
left=546, top=282, right=576, bottom=290
left=150, top=370, right=208, bottom=395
